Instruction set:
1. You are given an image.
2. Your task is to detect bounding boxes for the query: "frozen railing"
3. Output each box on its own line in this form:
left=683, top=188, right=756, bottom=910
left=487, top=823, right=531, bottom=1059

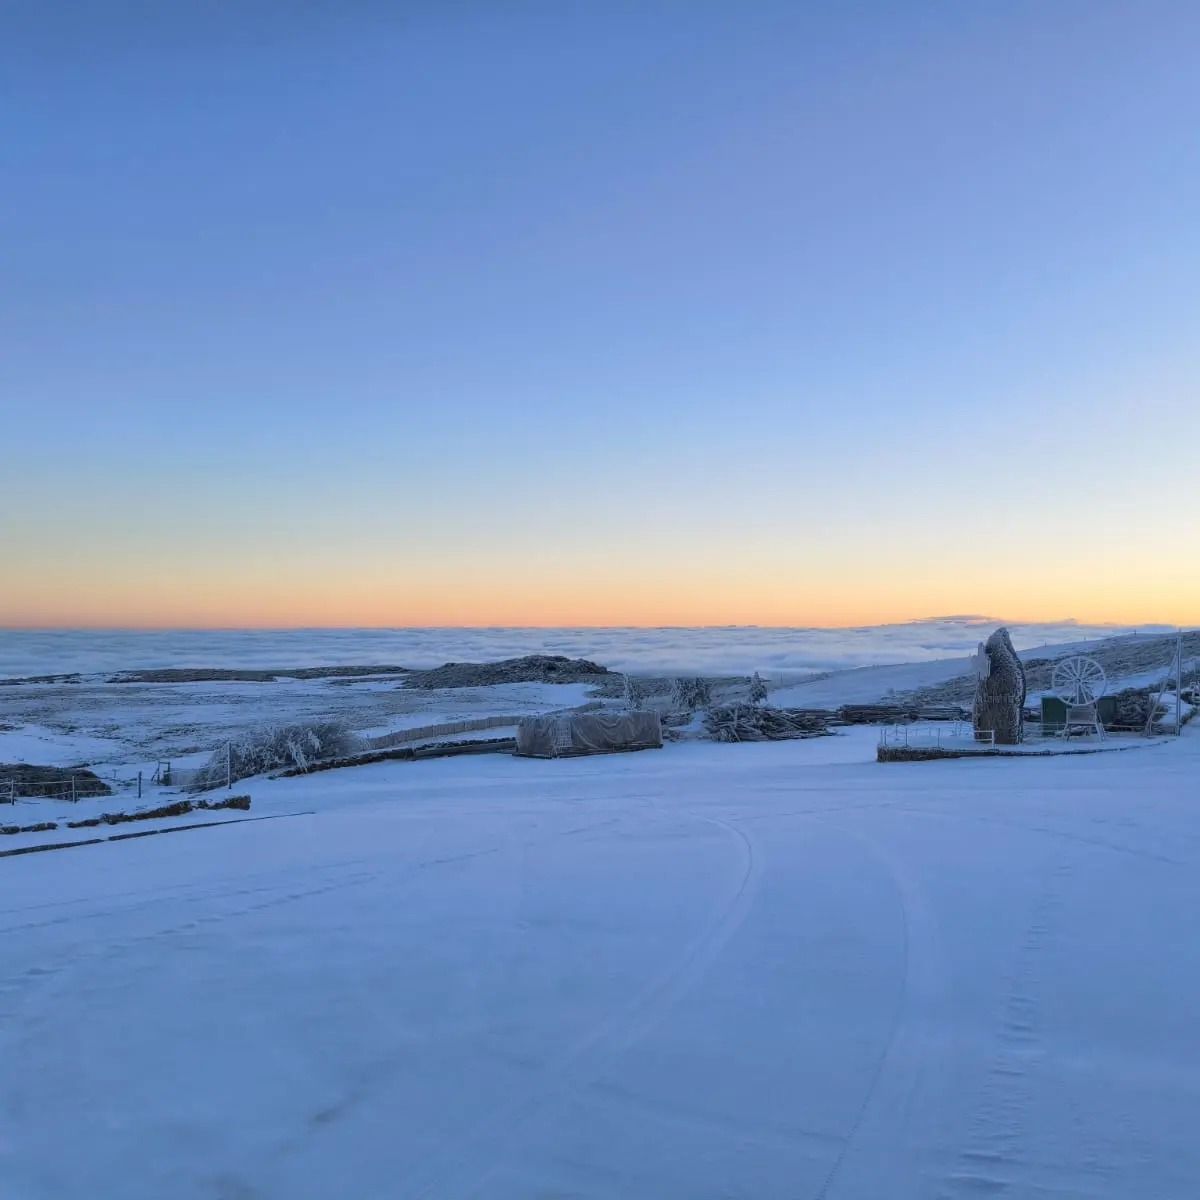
left=362, top=701, right=605, bottom=751
left=363, top=715, right=523, bottom=750
left=0, top=769, right=136, bottom=804
left=152, top=753, right=227, bottom=791
left=878, top=723, right=996, bottom=751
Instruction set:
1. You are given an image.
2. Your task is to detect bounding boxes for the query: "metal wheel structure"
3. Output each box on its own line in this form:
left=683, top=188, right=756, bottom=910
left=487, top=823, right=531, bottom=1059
left=1051, top=656, right=1108, bottom=707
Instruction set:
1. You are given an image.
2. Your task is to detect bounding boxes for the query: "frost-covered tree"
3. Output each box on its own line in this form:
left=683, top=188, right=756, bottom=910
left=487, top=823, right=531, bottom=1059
left=670, top=677, right=712, bottom=715
left=190, top=721, right=360, bottom=790
left=749, top=671, right=768, bottom=705
left=622, top=673, right=644, bottom=711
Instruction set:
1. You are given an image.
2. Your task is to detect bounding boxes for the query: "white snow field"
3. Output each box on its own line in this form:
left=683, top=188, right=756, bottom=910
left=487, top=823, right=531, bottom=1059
left=4, top=727, right=1199, bottom=1199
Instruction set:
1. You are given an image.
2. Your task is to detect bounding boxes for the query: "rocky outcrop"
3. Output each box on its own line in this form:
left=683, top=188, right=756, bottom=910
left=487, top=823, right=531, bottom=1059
left=403, top=655, right=611, bottom=689
left=972, top=628, right=1027, bottom=745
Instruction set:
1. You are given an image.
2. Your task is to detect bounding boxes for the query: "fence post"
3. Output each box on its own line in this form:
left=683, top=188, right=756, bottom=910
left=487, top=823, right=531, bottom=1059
left=71, top=776, right=77, bottom=803
left=226, top=742, right=232, bottom=790
left=138, top=771, right=143, bottom=800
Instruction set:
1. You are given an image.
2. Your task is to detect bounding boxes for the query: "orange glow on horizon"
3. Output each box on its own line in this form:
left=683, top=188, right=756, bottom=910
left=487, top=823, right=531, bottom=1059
left=4, top=547, right=1196, bottom=631
left=4, top=595, right=1196, bottom=632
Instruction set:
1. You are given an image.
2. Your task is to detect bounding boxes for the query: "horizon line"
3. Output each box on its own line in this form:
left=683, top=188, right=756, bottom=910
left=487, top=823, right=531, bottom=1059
left=1, top=616, right=1189, bottom=634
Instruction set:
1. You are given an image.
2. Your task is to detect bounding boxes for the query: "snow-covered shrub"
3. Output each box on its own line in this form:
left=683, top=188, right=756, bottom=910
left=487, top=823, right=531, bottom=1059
left=621, top=674, right=653, bottom=710
left=1113, top=687, right=1156, bottom=730
left=189, top=722, right=361, bottom=790
left=670, top=677, right=712, bottom=714
left=748, top=672, right=768, bottom=705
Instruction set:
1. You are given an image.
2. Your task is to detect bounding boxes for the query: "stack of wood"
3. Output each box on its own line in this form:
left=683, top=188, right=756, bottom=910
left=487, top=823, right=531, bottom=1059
left=916, top=704, right=970, bottom=721
left=837, top=704, right=919, bottom=724
left=704, top=705, right=831, bottom=742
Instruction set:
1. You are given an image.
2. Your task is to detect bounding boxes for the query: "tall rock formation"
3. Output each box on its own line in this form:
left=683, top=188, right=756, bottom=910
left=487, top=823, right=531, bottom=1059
left=972, top=627, right=1027, bottom=745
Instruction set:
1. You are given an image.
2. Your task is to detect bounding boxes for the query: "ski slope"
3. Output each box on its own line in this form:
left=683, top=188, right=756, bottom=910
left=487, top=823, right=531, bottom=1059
left=3, top=728, right=1199, bottom=1198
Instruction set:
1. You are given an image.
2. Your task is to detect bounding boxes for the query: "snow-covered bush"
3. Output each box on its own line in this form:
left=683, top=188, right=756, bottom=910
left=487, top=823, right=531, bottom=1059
left=621, top=674, right=654, bottom=710
left=670, top=677, right=712, bottom=714
left=189, top=721, right=361, bottom=790
left=1113, top=687, right=1156, bottom=730
left=748, top=672, right=768, bottom=705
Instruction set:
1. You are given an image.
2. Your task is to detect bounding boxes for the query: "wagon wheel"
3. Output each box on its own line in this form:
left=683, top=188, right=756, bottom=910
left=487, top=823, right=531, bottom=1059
left=1050, top=656, right=1107, bottom=706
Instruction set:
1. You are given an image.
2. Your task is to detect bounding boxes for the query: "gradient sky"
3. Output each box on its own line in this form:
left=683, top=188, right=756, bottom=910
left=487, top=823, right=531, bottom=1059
left=4, top=1, right=1198, bottom=628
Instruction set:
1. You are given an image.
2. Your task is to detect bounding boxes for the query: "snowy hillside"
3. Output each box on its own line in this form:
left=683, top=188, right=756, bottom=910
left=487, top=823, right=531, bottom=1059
left=771, top=628, right=1196, bottom=711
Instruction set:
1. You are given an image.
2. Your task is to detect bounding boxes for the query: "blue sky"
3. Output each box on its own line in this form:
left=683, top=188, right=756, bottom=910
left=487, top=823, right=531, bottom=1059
left=4, top=2, right=1198, bottom=626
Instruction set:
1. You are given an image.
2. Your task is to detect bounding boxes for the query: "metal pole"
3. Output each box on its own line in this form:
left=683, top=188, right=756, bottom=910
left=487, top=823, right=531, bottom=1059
left=227, top=742, right=232, bottom=790
left=1177, top=632, right=1184, bottom=735
left=138, top=771, right=143, bottom=800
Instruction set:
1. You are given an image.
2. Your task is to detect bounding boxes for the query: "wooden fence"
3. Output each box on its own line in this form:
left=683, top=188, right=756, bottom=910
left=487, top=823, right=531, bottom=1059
left=361, top=702, right=604, bottom=751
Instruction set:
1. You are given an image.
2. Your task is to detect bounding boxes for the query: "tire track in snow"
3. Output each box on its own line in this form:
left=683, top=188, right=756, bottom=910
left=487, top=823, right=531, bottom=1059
left=0, top=850, right=380, bottom=923
left=935, top=854, right=1074, bottom=1198
left=896, top=807, right=1179, bottom=866
left=2, top=813, right=625, bottom=1028
left=0, top=835, right=533, bottom=1026
left=395, top=810, right=761, bottom=1200
left=246, top=818, right=635, bottom=1159
left=0, top=859, right=365, bottom=937
left=802, top=814, right=950, bottom=1200
left=0, top=864, right=386, bottom=1026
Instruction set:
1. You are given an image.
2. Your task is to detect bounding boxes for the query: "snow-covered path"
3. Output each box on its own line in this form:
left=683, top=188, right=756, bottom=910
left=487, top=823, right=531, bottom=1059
left=3, top=731, right=1199, bottom=1198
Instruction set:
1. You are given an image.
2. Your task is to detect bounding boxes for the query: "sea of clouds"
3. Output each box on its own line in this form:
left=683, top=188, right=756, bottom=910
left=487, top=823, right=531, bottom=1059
left=0, top=619, right=1169, bottom=680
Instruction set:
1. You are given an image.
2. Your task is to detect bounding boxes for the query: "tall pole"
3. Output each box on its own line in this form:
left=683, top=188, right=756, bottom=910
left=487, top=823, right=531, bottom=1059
left=1177, top=632, right=1184, bottom=736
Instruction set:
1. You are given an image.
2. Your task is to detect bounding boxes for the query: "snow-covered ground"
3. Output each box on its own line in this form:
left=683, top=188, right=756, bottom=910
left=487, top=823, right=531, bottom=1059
left=2, top=621, right=1186, bottom=785
left=3, top=726, right=1199, bottom=1198
left=0, top=679, right=598, bottom=782
left=769, top=655, right=978, bottom=708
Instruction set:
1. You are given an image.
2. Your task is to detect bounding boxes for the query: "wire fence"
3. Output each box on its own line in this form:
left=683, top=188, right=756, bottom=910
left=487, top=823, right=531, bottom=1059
left=878, top=723, right=996, bottom=751
left=363, top=715, right=523, bottom=750
left=150, top=746, right=231, bottom=792
left=1, top=769, right=133, bottom=805
left=2, top=750, right=235, bottom=805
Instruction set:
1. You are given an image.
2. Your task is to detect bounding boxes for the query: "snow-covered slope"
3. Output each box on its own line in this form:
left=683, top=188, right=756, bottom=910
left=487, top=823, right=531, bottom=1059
left=3, top=729, right=1198, bottom=1198
left=772, top=629, right=1195, bottom=711
left=768, top=655, right=975, bottom=708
